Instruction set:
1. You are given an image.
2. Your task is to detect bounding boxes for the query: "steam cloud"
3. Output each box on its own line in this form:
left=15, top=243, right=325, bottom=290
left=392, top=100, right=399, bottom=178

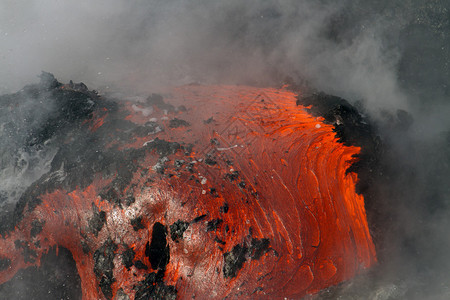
left=1, top=0, right=449, bottom=299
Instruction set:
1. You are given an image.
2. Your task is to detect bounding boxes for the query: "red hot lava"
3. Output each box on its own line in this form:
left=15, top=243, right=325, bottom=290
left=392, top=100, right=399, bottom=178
left=0, top=83, right=376, bottom=299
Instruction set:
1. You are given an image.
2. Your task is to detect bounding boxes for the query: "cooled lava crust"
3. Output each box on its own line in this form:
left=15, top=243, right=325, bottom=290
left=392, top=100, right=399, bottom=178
left=0, top=74, right=376, bottom=299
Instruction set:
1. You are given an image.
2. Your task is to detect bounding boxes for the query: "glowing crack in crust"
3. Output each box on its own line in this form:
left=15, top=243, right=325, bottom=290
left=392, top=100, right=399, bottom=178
left=0, top=79, right=376, bottom=299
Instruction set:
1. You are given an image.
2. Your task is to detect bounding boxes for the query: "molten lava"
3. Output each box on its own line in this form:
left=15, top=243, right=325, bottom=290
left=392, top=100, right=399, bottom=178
left=0, top=83, right=376, bottom=299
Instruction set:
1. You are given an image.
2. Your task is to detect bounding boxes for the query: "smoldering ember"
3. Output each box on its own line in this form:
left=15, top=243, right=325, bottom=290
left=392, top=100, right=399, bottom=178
left=0, top=72, right=390, bottom=299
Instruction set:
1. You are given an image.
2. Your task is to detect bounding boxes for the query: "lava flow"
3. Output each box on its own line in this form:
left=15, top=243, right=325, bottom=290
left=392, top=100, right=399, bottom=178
left=0, top=77, right=376, bottom=299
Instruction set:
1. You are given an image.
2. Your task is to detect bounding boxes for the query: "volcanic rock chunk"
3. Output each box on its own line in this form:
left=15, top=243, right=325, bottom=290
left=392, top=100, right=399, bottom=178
left=88, top=203, right=107, bottom=236
left=144, top=138, right=182, bottom=157
left=0, top=258, right=11, bottom=271
left=206, top=219, right=223, bottom=232
left=130, top=216, right=145, bottom=231
left=169, top=220, right=190, bottom=242
left=296, top=92, right=373, bottom=147
left=93, top=238, right=117, bottom=300
left=145, top=222, right=170, bottom=270
left=39, top=71, right=62, bottom=89
left=169, top=118, right=190, bottom=128
left=204, top=157, right=217, bottom=165
left=115, top=289, right=130, bottom=300
left=134, top=271, right=177, bottom=300
left=27, top=73, right=97, bottom=147
left=121, top=246, right=135, bottom=270
left=192, top=214, right=207, bottom=223
left=225, top=170, right=240, bottom=182
left=134, top=260, right=148, bottom=270
left=249, top=238, right=271, bottom=260
left=220, top=203, right=229, bottom=213
left=14, top=240, right=37, bottom=263
left=204, top=117, right=214, bottom=124
left=177, top=105, right=187, bottom=112
left=223, top=244, right=248, bottom=278
left=223, top=238, right=272, bottom=278
left=146, top=93, right=174, bottom=111
left=30, top=219, right=45, bottom=238
left=132, top=121, right=163, bottom=136
left=209, top=187, right=219, bottom=197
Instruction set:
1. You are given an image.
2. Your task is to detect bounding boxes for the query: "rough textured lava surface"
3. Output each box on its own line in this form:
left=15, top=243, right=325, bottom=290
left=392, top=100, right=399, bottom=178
left=0, top=74, right=376, bottom=299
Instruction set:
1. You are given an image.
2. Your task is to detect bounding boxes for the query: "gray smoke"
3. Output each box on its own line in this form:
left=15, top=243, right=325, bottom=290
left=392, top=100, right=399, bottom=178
left=1, top=1, right=449, bottom=299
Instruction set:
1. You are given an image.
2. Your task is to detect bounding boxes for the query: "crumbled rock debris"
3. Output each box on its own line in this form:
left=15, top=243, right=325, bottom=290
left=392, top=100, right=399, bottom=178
left=209, top=188, right=219, bottom=197
left=93, top=238, right=117, bottom=300
left=186, top=162, right=195, bottom=173
left=88, top=203, right=107, bottom=236
left=0, top=82, right=192, bottom=231
left=204, top=117, right=214, bottom=124
left=26, top=72, right=97, bottom=147
left=223, top=238, right=272, bottom=278
left=14, top=240, right=37, bottom=264
left=225, top=170, right=240, bottom=182
left=144, top=138, right=182, bottom=157
left=296, top=92, right=375, bottom=149
left=169, top=220, right=190, bottom=242
left=99, top=188, right=121, bottom=207
left=27, top=197, right=43, bottom=213
left=223, top=244, right=248, bottom=278
left=215, top=237, right=226, bottom=245
left=184, top=143, right=194, bottom=155
left=0, top=257, right=11, bottom=271
left=81, top=240, right=91, bottom=254
left=30, top=219, right=45, bottom=238
left=146, top=93, right=174, bottom=112
left=130, top=216, right=145, bottom=231
left=132, top=121, right=163, bottom=136
left=152, top=156, right=169, bottom=174
left=0, top=73, right=118, bottom=235
left=192, top=214, right=207, bottom=223
left=134, top=270, right=177, bottom=300
left=122, top=245, right=136, bottom=270
left=169, top=118, right=191, bottom=128
left=249, top=238, right=271, bottom=260
left=114, top=288, right=130, bottom=300
left=204, top=157, right=217, bottom=165
left=124, top=195, right=136, bottom=206
left=134, top=260, right=148, bottom=270
left=220, top=203, right=229, bottom=213
left=174, top=159, right=185, bottom=168
left=206, top=219, right=223, bottom=232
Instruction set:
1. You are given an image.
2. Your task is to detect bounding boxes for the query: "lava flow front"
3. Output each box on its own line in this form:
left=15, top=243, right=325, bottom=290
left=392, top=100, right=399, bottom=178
left=0, top=78, right=376, bottom=299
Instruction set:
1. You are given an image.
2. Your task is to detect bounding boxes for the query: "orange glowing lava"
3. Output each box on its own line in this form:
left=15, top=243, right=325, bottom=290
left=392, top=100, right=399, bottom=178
left=0, top=85, right=376, bottom=299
